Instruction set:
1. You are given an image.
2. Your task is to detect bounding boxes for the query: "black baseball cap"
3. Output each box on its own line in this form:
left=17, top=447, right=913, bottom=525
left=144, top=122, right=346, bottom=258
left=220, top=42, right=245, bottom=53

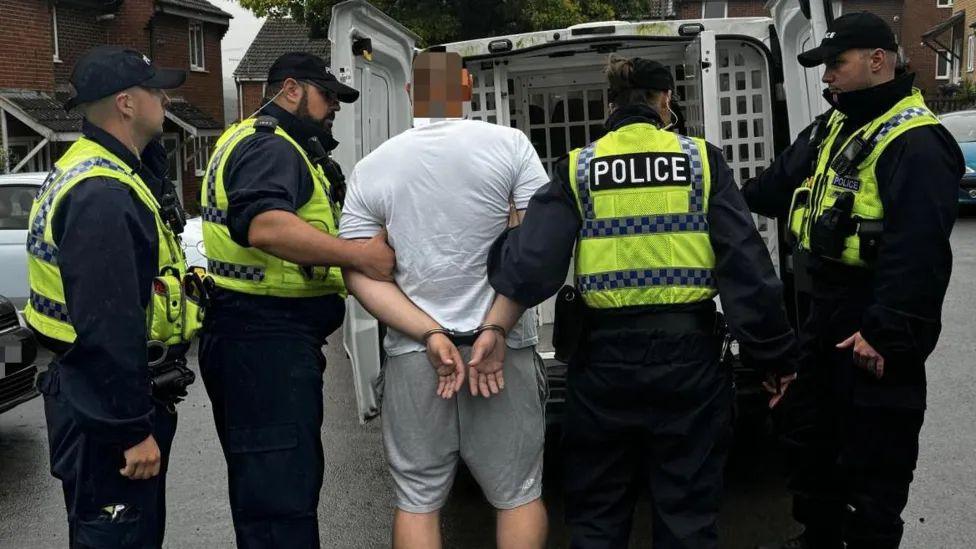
left=630, top=58, right=674, bottom=92
left=798, top=12, right=899, bottom=68
left=64, top=46, right=186, bottom=111
left=267, top=52, right=359, bottom=103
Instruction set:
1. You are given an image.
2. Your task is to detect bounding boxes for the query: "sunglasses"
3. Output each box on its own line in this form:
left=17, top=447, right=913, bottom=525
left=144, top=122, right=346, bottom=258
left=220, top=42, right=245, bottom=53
left=303, top=80, right=339, bottom=104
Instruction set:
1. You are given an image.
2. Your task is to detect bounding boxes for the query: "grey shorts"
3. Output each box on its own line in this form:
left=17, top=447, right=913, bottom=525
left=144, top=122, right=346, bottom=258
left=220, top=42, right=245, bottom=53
left=381, top=346, right=546, bottom=513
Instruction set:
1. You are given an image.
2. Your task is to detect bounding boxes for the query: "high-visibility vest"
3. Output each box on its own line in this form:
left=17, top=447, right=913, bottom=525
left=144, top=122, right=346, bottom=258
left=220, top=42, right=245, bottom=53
left=25, top=137, right=201, bottom=346
left=200, top=116, right=345, bottom=297
left=567, top=123, right=717, bottom=309
left=788, top=88, right=939, bottom=267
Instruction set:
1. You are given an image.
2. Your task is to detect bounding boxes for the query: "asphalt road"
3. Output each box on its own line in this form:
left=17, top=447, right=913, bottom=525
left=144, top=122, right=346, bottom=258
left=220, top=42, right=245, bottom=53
left=2, top=218, right=974, bottom=549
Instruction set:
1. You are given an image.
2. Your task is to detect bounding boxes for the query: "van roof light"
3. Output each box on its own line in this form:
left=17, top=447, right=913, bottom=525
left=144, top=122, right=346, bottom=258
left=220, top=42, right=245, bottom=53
left=678, top=23, right=705, bottom=37
left=488, top=39, right=513, bottom=53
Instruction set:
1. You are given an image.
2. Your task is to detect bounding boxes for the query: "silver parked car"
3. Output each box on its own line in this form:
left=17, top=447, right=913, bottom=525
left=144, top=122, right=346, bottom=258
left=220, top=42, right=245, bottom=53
left=0, top=171, right=206, bottom=310
left=0, top=172, right=45, bottom=310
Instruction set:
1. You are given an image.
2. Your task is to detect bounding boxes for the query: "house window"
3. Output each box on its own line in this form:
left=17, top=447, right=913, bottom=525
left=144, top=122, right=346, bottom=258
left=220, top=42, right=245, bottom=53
left=52, top=5, right=60, bottom=62
left=193, top=136, right=215, bottom=176
left=937, top=0, right=953, bottom=7
left=702, top=0, right=727, bottom=19
left=189, top=22, right=205, bottom=71
left=968, top=35, right=975, bottom=72
left=937, top=49, right=951, bottom=80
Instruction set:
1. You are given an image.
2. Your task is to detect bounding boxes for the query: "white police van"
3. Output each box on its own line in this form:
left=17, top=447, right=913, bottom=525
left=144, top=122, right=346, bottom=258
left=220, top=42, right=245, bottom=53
left=328, top=0, right=836, bottom=423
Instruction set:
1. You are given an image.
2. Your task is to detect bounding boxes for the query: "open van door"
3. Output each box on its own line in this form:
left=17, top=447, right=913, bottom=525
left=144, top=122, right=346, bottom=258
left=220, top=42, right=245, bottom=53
left=769, top=0, right=840, bottom=138
left=329, top=0, right=418, bottom=423
left=682, top=30, right=721, bottom=143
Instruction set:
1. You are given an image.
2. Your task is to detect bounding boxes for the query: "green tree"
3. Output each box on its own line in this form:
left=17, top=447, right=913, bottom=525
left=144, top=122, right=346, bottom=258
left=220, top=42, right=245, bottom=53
left=236, top=0, right=666, bottom=45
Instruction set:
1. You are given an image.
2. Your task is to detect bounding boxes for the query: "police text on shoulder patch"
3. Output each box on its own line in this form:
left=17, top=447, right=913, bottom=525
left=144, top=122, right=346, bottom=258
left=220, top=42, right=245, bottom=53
left=590, top=153, right=691, bottom=191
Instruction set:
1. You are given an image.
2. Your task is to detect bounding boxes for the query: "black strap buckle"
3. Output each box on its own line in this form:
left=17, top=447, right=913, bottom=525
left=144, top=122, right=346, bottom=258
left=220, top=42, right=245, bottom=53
left=449, top=329, right=479, bottom=347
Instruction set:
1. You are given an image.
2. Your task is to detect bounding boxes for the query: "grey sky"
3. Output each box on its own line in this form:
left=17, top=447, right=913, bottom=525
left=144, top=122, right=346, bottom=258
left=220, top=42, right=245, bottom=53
left=210, top=0, right=266, bottom=123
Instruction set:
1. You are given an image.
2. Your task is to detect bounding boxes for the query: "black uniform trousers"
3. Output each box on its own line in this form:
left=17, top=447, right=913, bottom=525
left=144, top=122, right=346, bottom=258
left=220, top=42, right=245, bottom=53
left=562, top=317, right=733, bottom=549
left=39, top=363, right=178, bottom=549
left=779, top=292, right=925, bottom=549
left=199, top=330, right=327, bottom=549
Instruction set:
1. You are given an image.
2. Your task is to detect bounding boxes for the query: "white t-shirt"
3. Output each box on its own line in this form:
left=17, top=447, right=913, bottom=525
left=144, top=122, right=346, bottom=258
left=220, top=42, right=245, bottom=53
left=339, top=119, right=550, bottom=356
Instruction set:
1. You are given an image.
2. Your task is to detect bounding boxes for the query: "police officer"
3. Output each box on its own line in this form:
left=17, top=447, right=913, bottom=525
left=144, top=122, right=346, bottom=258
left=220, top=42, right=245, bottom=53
left=27, top=46, right=195, bottom=548
left=198, top=52, right=394, bottom=548
left=487, top=56, right=799, bottom=549
left=743, top=13, right=963, bottom=549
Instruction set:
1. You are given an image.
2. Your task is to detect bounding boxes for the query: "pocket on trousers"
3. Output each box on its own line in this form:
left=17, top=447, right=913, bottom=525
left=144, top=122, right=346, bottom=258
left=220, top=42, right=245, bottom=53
left=74, top=511, right=142, bottom=549
left=227, top=423, right=299, bottom=454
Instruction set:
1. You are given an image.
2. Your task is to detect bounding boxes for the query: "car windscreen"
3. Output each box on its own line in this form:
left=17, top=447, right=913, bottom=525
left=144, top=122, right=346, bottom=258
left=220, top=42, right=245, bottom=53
left=941, top=113, right=976, bottom=143
left=0, top=185, right=37, bottom=230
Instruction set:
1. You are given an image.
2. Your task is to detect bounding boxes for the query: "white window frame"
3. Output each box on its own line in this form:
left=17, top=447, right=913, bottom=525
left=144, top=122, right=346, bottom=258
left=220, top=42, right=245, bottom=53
left=937, top=49, right=951, bottom=80
left=193, top=136, right=215, bottom=177
left=162, top=134, right=183, bottom=204
left=702, top=0, right=728, bottom=19
left=52, top=5, right=60, bottom=63
left=937, top=0, right=953, bottom=8
left=189, top=21, right=205, bottom=71
left=968, top=34, right=975, bottom=72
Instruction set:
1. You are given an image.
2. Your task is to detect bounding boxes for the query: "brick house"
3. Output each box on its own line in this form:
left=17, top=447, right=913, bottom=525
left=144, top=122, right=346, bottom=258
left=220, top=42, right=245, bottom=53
left=0, top=0, right=232, bottom=211
left=957, top=0, right=976, bottom=82
left=906, top=0, right=962, bottom=95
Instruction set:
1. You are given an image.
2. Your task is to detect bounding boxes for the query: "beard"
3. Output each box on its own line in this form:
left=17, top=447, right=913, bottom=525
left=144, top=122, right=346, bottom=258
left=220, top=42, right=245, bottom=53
left=296, top=94, right=336, bottom=132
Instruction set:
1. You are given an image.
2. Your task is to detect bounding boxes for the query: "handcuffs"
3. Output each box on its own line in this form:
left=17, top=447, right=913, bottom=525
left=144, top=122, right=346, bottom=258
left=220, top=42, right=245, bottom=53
left=422, top=324, right=507, bottom=347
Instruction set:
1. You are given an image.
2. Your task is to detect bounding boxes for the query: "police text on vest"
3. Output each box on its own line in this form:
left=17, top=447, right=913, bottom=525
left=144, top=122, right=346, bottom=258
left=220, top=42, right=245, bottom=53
left=589, top=153, right=691, bottom=191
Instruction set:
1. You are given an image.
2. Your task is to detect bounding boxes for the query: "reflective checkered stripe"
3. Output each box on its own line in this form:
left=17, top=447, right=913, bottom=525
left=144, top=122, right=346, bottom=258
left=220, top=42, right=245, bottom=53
left=577, top=268, right=714, bottom=293
left=871, top=106, right=930, bottom=145
left=202, top=206, right=227, bottom=224
left=580, top=213, right=708, bottom=238
left=36, top=167, right=63, bottom=199
left=677, top=135, right=706, bottom=213
left=208, top=259, right=266, bottom=282
left=26, top=234, right=59, bottom=265
left=575, top=143, right=598, bottom=219
left=201, top=126, right=252, bottom=226
left=29, top=290, right=70, bottom=324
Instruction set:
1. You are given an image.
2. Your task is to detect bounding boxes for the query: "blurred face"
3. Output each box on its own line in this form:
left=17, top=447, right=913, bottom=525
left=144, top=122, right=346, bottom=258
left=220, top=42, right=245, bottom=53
left=822, top=48, right=888, bottom=100
left=122, top=86, right=169, bottom=140
left=412, top=52, right=471, bottom=118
